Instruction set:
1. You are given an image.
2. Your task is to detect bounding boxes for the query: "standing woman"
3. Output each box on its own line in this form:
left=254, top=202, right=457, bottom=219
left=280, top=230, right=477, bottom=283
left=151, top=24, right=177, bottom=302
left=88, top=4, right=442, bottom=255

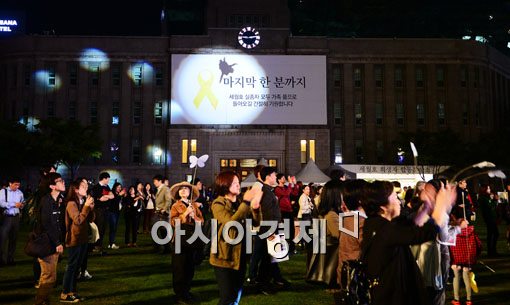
left=478, top=184, right=499, bottom=257
left=298, top=185, right=314, bottom=221
left=306, top=179, right=343, bottom=288
left=124, top=186, right=143, bottom=247
left=143, top=183, right=155, bottom=234
left=60, top=178, right=95, bottom=303
left=108, top=182, right=125, bottom=249
left=135, top=183, right=146, bottom=235
left=170, top=181, right=204, bottom=304
left=361, top=180, right=456, bottom=305
left=210, top=170, right=260, bottom=305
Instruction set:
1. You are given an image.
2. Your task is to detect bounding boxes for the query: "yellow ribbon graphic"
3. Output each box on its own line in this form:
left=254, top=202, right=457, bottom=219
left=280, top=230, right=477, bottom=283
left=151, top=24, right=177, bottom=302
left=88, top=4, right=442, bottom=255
left=193, top=71, right=219, bottom=110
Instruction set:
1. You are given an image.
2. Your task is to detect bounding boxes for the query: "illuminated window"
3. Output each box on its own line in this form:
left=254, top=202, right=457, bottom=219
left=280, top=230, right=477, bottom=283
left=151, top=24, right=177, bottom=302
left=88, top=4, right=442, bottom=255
left=111, top=142, right=119, bottom=164
left=68, top=63, right=77, bottom=86
left=190, top=139, right=197, bottom=155
left=112, top=63, right=121, bottom=86
left=229, top=159, right=237, bottom=167
left=354, top=103, right=362, bottom=125
left=269, top=159, right=277, bottom=167
left=300, top=140, right=307, bottom=164
left=133, top=100, right=142, bottom=125
left=182, top=139, right=189, bottom=163
left=112, top=100, right=120, bottom=125
left=89, top=63, right=99, bottom=86
left=48, top=67, right=56, bottom=86
left=133, top=64, right=142, bottom=87
left=89, top=101, right=98, bottom=124
left=153, top=147, right=163, bottom=165
left=374, top=65, right=383, bottom=88
left=416, top=104, right=425, bottom=126
left=154, top=102, right=163, bottom=125
left=309, top=140, right=316, bottom=161
left=220, top=159, right=228, bottom=167
left=334, top=140, right=342, bottom=164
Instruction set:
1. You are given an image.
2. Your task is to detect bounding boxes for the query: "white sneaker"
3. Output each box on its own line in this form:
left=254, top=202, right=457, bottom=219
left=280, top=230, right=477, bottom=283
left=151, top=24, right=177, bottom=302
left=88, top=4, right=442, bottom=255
left=82, top=270, right=93, bottom=280
left=110, top=244, right=119, bottom=250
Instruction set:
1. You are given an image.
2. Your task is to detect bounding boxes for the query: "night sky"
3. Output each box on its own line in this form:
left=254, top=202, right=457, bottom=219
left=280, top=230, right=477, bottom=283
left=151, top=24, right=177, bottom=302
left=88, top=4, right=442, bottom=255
left=1, top=0, right=163, bottom=36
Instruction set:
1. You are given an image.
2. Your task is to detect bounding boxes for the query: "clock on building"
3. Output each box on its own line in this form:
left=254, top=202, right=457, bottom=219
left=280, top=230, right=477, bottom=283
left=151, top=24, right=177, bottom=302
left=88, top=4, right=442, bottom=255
left=238, top=27, right=260, bottom=49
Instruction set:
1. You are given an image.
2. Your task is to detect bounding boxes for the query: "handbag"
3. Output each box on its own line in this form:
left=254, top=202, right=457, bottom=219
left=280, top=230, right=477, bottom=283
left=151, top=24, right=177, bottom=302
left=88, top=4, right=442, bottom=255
left=24, top=231, right=54, bottom=258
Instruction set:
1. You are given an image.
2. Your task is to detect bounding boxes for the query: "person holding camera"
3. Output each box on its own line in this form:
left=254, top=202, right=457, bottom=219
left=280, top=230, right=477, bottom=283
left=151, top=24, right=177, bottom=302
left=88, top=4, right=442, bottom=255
left=34, top=173, right=65, bottom=305
left=60, top=178, right=95, bottom=303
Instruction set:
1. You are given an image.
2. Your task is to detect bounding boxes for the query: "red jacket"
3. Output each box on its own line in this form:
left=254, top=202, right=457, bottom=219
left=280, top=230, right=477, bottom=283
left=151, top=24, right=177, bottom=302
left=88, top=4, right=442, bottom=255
left=274, top=184, right=299, bottom=213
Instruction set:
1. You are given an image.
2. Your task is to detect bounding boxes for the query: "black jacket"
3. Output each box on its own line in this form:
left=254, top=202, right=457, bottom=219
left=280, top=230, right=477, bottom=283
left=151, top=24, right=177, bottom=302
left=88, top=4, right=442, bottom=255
left=362, top=216, right=438, bottom=305
left=258, top=183, right=281, bottom=236
left=39, top=192, right=65, bottom=249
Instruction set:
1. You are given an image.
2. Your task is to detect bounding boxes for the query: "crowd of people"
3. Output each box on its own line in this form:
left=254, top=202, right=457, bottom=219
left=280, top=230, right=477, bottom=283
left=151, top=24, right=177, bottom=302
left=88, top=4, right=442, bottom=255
left=1, top=165, right=510, bottom=305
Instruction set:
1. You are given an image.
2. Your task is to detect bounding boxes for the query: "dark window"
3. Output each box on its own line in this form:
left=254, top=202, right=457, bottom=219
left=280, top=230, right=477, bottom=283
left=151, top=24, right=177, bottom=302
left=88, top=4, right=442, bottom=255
left=133, top=100, right=142, bottom=125
left=69, top=63, right=77, bottom=86
left=374, top=65, right=384, bottom=88
left=112, top=63, right=121, bottom=86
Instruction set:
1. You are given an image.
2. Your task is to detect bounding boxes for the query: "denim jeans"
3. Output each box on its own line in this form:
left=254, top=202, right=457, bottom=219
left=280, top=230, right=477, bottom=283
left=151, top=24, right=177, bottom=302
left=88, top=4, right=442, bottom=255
left=108, top=211, right=120, bottom=245
left=62, top=244, right=88, bottom=294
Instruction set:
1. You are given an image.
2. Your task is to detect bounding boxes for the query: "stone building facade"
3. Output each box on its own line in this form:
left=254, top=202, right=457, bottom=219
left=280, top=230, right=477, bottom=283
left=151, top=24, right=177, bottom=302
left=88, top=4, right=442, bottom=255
left=1, top=1, right=510, bottom=185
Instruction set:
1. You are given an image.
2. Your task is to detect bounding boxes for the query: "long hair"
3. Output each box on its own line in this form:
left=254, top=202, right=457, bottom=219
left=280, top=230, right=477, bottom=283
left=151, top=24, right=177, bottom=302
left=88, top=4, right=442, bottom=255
left=363, top=181, right=394, bottom=218
left=343, top=179, right=368, bottom=211
left=215, top=170, right=239, bottom=197
left=318, top=180, right=344, bottom=216
left=65, top=178, right=84, bottom=209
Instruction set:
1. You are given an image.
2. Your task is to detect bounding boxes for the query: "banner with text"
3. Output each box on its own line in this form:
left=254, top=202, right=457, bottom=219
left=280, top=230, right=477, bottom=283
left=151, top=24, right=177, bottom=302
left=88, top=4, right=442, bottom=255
left=171, top=54, right=327, bottom=125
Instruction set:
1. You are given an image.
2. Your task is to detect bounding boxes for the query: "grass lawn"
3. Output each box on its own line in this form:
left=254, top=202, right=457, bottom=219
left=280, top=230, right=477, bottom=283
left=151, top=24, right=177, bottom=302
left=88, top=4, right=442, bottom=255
left=0, top=218, right=509, bottom=305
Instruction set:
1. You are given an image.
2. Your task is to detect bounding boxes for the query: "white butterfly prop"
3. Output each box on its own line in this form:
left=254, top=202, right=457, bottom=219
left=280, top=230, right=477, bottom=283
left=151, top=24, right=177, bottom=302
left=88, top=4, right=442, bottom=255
left=189, top=154, right=209, bottom=168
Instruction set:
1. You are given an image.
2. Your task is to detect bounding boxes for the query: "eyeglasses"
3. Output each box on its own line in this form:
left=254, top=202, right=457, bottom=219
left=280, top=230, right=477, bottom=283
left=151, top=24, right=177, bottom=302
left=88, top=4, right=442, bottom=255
left=55, top=179, right=65, bottom=184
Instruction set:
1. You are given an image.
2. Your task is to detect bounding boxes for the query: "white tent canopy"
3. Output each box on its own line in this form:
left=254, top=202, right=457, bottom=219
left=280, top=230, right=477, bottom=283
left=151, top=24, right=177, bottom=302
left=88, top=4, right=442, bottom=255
left=295, top=159, right=331, bottom=185
left=241, top=172, right=257, bottom=188
left=240, top=158, right=268, bottom=188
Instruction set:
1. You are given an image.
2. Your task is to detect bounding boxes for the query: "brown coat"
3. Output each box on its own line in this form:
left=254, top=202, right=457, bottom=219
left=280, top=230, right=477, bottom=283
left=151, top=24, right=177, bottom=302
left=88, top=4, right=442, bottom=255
left=170, top=200, right=204, bottom=226
left=65, top=200, right=94, bottom=248
left=339, top=215, right=365, bottom=266
left=209, top=196, right=260, bottom=270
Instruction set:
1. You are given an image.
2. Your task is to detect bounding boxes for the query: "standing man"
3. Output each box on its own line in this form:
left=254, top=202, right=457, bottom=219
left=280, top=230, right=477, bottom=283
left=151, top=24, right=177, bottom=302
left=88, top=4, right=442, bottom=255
left=35, top=172, right=65, bottom=305
left=153, top=175, right=172, bottom=253
left=0, top=177, right=24, bottom=266
left=274, top=174, right=299, bottom=254
left=91, top=172, right=114, bottom=255
left=256, top=167, right=290, bottom=294
left=452, top=179, right=473, bottom=221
